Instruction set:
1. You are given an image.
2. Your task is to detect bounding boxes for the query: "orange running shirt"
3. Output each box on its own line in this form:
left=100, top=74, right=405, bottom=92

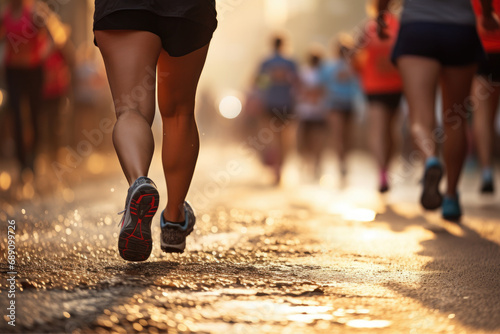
left=473, top=0, right=500, bottom=53
left=358, top=13, right=402, bottom=94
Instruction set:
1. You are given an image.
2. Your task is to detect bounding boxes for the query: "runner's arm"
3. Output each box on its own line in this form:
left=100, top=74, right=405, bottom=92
left=376, top=0, right=392, bottom=39
left=480, top=0, right=500, bottom=30
left=0, top=17, right=5, bottom=41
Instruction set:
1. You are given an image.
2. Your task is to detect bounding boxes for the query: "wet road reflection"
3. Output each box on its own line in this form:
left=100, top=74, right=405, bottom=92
left=1, top=145, right=500, bottom=333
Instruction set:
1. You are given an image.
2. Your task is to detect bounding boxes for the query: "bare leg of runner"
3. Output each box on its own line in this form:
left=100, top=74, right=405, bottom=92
left=440, top=64, right=477, bottom=197
left=95, top=30, right=162, bottom=184
left=157, top=45, right=210, bottom=222
left=329, top=111, right=349, bottom=177
left=368, top=102, right=397, bottom=190
left=472, top=76, right=500, bottom=191
left=397, top=56, right=440, bottom=160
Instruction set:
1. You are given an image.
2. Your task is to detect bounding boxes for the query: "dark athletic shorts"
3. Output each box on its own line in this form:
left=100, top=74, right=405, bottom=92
left=327, top=99, right=353, bottom=113
left=366, top=92, right=402, bottom=111
left=392, top=22, right=485, bottom=66
left=477, top=52, right=500, bottom=83
left=94, top=10, right=215, bottom=57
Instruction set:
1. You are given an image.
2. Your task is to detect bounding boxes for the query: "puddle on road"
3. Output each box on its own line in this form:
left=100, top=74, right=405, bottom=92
left=195, top=299, right=393, bottom=333
left=213, top=300, right=332, bottom=322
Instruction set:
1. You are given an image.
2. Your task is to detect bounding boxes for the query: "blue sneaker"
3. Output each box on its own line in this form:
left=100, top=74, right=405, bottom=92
left=118, top=176, right=159, bottom=261
left=442, top=195, right=462, bottom=221
left=420, top=157, right=443, bottom=210
left=160, top=202, right=196, bottom=253
left=480, top=179, right=494, bottom=194
left=480, top=169, right=494, bottom=194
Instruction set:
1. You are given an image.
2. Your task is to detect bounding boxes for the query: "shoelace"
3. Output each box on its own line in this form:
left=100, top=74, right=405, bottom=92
left=116, top=209, right=126, bottom=227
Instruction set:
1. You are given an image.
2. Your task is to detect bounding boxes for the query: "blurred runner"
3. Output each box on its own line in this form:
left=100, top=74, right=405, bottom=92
left=378, top=0, right=499, bottom=221
left=296, top=47, right=328, bottom=181
left=472, top=0, right=500, bottom=194
left=94, top=0, right=217, bottom=261
left=354, top=3, right=402, bottom=193
left=41, top=11, right=73, bottom=163
left=255, top=35, right=298, bottom=185
left=0, top=0, right=53, bottom=173
left=320, top=38, right=359, bottom=181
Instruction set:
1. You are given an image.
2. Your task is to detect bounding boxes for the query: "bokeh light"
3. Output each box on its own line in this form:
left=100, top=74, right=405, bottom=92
left=218, top=96, right=242, bottom=119
left=0, top=172, right=12, bottom=191
left=87, top=153, right=105, bottom=174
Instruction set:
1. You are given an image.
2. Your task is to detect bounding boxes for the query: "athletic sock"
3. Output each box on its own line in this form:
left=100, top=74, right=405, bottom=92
left=425, top=156, right=440, bottom=169
left=380, top=169, right=388, bottom=185
left=482, top=167, right=493, bottom=182
left=166, top=220, right=184, bottom=226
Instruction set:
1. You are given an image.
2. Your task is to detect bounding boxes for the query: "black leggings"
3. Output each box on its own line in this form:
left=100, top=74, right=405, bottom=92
left=5, top=66, right=44, bottom=170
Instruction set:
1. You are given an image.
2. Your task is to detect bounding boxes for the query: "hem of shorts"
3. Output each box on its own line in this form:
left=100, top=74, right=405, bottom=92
left=399, top=20, right=477, bottom=28
left=476, top=72, right=500, bottom=83
left=328, top=107, right=353, bottom=113
left=365, top=90, right=403, bottom=96
left=168, top=39, right=213, bottom=57
left=92, top=10, right=216, bottom=57
left=93, top=29, right=212, bottom=57
left=391, top=53, right=481, bottom=67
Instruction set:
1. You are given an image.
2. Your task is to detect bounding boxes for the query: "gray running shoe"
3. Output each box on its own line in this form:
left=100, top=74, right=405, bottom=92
left=118, top=176, right=159, bottom=261
left=160, top=202, right=196, bottom=253
left=420, top=159, right=443, bottom=210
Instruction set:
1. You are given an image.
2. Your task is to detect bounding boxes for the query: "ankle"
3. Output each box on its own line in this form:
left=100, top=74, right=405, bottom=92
left=128, top=175, right=147, bottom=186
left=380, top=169, right=388, bottom=181
left=444, top=192, right=458, bottom=199
left=163, top=206, right=185, bottom=222
left=425, top=156, right=440, bottom=168
left=482, top=167, right=493, bottom=181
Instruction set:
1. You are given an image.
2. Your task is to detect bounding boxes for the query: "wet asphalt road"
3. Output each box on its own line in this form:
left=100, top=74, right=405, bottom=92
left=1, top=144, right=500, bottom=334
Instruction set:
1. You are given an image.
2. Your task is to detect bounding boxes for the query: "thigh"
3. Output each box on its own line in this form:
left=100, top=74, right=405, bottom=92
left=440, top=64, right=477, bottom=125
left=473, top=75, right=500, bottom=121
left=328, top=111, right=348, bottom=138
left=397, top=56, right=440, bottom=121
left=368, top=102, right=391, bottom=132
left=328, top=112, right=342, bottom=130
left=156, top=44, right=210, bottom=117
left=95, top=30, right=162, bottom=124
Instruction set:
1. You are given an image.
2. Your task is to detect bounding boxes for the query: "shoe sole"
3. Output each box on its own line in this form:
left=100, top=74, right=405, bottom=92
left=480, top=183, right=494, bottom=194
left=442, top=214, right=461, bottom=222
left=160, top=226, right=194, bottom=253
left=161, top=243, right=186, bottom=253
left=420, top=165, right=443, bottom=210
left=160, top=203, right=195, bottom=254
left=379, top=185, right=389, bottom=193
left=118, top=184, right=159, bottom=261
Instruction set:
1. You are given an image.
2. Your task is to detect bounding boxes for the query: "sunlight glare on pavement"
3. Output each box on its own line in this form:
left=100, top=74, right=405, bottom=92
left=346, top=319, right=392, bottom=328
left=328, top=201, right=376, bottom=222
left=343, top=208, right=376, bottom=222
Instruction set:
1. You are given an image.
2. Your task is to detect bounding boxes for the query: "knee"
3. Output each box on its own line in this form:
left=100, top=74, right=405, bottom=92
left=442, top=112, right=466, bottom=130
left=158, top=92, right=196, bottom=118
left=115, top=107, right=153, bottom=126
